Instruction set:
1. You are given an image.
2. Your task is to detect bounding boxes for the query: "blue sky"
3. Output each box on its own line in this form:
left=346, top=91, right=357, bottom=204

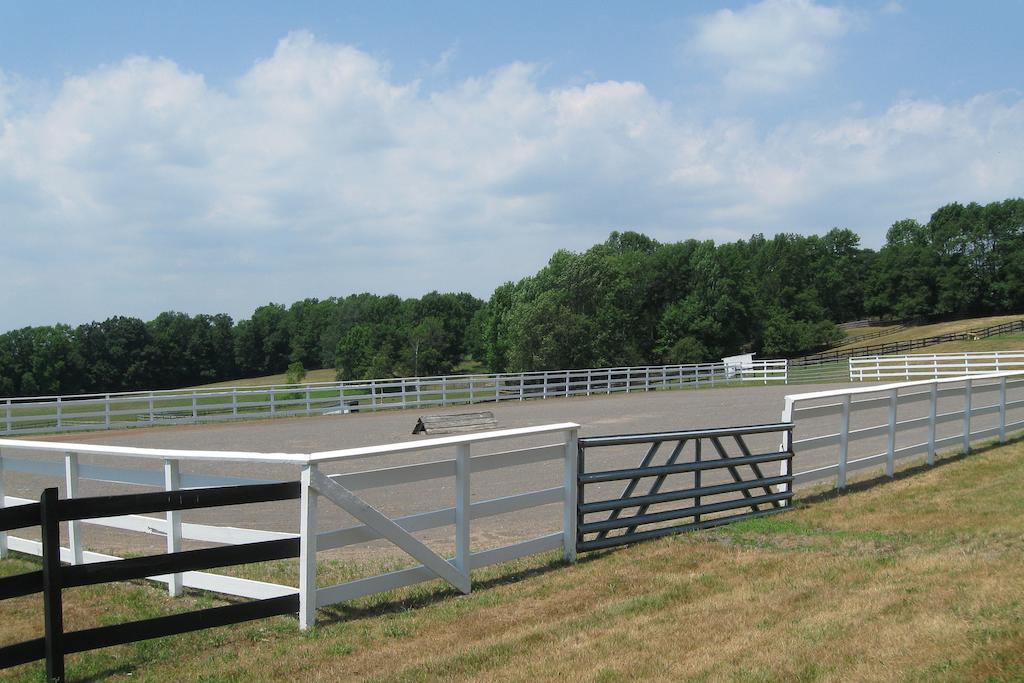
left=1, top=0, right=1023, bottom=329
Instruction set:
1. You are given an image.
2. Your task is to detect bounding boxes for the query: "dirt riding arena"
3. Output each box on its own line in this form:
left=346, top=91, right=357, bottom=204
left=4, top=379, right=1008, bottom=564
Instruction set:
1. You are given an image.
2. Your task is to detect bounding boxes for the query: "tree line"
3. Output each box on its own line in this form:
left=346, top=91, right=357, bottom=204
left=1, top=198, right=1021, bottom=397
left=0, top=293, right=481, bottom=396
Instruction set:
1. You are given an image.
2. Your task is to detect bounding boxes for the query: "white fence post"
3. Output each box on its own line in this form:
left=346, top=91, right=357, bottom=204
left=440, top=377, right=446, bottom=406
left=305, top=387, right=312, bottom=415
left=886, top=389, right=897, bottom=478
left=270, top=389, right=276, bottom=415
left=778, top=397, right=794, bottom=507
left=607, top=369, right=613, bottom=394
left=543, top=372, right=549, bottom=399
left=232, top=388, right=239, bottom=416
left=148, top=392, right=155, bottom=422
left=927, top=382, right=938, bottom=465
left=299, top=464, right=319, bottom=630
left=963, top=378, right=972, bottom=453
left=56, top=397, right=63, bottom=432
left=454, top=444, right=471, bottom=583
left=837, top=395, right=850, bottom=489
left=999, top=376, right=1007, bottom=443
left=191, top=394, right=198, bottom=421
left=65, top=452, right=84, bottom=564
left=164, top=458, right=183, bottom=597
left=0, top=449, right=7, bottom=557
left=563, top=427, right=579, bottom=563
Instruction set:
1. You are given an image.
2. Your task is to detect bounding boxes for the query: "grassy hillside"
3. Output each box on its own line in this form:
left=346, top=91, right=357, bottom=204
left=194, top=368, right=340, bottom=389
left=910, top=332, right=1024, bottom=355
left=192, top=360, right=489, bottom=391
left=831, top=313, right=1024, bottom=353
left=3, top=436, right=1024, bottom=681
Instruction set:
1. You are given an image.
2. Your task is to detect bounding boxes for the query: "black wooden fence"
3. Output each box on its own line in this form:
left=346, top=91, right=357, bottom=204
left=792, top=319, right=1024, bottom=367
left=0, top=482, right=301, bottom=682
left=576, top=423, right=795, bottom=552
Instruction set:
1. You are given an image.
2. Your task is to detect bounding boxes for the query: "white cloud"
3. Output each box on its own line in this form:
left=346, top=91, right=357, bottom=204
left=1, top=32, right=1023, bottom=329
left=692, top=0, right=850, bottom=93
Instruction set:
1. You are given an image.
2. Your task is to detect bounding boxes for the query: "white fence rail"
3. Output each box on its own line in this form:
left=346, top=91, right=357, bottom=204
left=850, top=351, right=1024, bottom=381
left=0, top=423, right=579, bottom=629
left=0, top=361, right=787, bottom=436
left=781, top=371, right=1024, bottom=490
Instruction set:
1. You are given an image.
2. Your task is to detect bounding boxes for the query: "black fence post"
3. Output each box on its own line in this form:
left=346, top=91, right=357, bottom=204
left=576, top=444, right=585, bottom=553
left=40, top=487, right=65, bottom=682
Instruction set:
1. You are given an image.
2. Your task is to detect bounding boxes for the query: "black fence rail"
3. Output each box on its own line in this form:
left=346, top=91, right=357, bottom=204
left=576, top=423, right=795, bottom=553
left=792, top=319, right=1024, bottom=367
left=830, top=324, right=907, bottom=348
left=0, top=481, right=301, bottom=682
left=837, top=318, right=908, bottom=331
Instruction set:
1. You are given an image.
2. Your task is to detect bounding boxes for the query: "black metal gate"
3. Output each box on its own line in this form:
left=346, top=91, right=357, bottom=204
left=576, top=423, right=794, bottom=552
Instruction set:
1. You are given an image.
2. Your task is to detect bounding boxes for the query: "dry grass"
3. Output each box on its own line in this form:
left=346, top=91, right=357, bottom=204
left=913, top=333, right=1024, bottom=355
left=831, top=314, right=1024, bottom=353
left=192, top=368, right=340, bottom=389
left=4, top=438, right=1024, bottom=682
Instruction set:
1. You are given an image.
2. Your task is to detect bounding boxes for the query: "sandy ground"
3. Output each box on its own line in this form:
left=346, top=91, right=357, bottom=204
left=2, top=378, right=1019, bottom=565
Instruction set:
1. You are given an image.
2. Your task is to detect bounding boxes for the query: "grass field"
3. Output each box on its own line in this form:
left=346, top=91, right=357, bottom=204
left=913, top=333, right=1024, bottom=355
left=3, top=436, right=1024, bottom=681
left=830, top=314, right=1024, bottom=353
left=190, top=360, right=488, bottom=391
left=194, top=368, right=341, bottom=389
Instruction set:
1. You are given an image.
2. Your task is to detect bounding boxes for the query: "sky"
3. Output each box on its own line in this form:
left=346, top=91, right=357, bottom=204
left=1, top=0, right=1023, bottom=329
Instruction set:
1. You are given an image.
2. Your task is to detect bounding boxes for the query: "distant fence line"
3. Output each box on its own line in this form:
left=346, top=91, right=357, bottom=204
left=0, top=360, right=788, bottom=437
left=792, top=318, right=1024, bottom=366
left=849, top=350, right=1024, bottom=381
left=831, top=324, right=907, bottom=348
left=836, top=318, right=907, bottom=331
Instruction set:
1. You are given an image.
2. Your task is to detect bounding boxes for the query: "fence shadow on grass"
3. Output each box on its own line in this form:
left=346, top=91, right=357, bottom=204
left=793, top=433, right=1024, bottom=509
left=313, top=551, right=611, bottom=626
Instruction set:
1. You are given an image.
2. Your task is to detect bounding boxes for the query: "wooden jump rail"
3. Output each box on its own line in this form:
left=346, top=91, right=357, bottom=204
left=413, top=411, right=498, bottom=435
left=0, top=482, right=301, bottom=682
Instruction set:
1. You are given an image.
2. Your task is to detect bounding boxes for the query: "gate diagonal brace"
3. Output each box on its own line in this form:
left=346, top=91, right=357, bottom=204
left=731, top=434, right=782, bottom=508
left=595, top=441, right=662, bottom=540
left=308, top=469, right=471, bottom=594
left=624, top=439, right=688, bottom=536
left=708, top=438, right=780, bottom=511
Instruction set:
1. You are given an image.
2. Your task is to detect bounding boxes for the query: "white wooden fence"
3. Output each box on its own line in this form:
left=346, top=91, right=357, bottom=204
left=0, top=423, right=580, bottom=629
left=781, top=371, right=1024, bottom=490
left=0, top=360, right=787, bottom=436
left=849, top=351, right=1024, bottom=381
